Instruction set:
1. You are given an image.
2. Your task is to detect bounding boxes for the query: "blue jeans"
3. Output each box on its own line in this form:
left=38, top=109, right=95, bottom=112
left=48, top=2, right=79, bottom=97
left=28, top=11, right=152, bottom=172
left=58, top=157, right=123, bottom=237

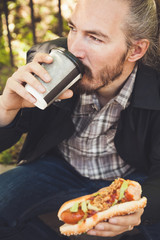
left=0, top=155, right=159, bottom=239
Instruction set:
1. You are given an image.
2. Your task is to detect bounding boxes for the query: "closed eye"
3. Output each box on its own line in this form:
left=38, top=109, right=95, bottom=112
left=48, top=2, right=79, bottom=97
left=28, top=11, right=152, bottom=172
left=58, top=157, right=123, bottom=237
left=89, top=35, right=102, bottom=43
left=68, top=22, right=76, bottom=32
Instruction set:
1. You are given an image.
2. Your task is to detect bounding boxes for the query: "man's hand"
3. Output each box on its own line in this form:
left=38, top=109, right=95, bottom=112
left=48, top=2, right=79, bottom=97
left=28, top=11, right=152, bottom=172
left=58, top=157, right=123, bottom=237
left=0, top=52, right=73, bottom=126
left=87, top=209, right=144, bottom=237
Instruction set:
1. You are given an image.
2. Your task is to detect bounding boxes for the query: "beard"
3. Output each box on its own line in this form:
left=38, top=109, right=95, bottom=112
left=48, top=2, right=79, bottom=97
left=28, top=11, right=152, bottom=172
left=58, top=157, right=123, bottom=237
left=72, top=50, right=128, bottom=95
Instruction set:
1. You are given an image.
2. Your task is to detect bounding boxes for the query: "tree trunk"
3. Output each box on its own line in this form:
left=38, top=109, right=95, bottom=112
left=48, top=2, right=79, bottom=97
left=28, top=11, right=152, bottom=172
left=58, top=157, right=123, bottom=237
left=0, top=3, right=3, bottom=37
left=58, top=0, right=63, bottom=36
left=29, top=0, right=37, bottom=44
left=3, top=0, right=14, bottom=67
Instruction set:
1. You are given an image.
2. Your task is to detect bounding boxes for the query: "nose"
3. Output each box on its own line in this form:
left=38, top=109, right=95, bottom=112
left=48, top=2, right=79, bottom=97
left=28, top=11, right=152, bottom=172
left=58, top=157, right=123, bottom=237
left=68, top=34, right=86, bottom=60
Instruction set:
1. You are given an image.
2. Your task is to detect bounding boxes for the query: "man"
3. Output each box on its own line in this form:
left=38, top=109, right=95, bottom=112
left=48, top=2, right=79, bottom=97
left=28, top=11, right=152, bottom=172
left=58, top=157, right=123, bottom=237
left=0, top=0, right=160, bottom=239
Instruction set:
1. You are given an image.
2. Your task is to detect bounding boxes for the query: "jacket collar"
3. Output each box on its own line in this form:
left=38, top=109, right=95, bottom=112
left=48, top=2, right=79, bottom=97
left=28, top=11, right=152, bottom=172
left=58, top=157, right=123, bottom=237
left=130, top=63, right=160, bottom=110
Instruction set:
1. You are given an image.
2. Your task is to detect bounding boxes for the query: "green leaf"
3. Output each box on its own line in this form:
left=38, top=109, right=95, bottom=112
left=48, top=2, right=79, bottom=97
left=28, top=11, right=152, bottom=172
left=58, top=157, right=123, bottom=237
left=70, top=202, right=79, bottom=212
left=88, top=202, right=99, bottom=211
left=119, top=180, right=129, bottom=201
left=81, top=201, right=88, bottom=213
left=93, top=192, right=100, bottom=197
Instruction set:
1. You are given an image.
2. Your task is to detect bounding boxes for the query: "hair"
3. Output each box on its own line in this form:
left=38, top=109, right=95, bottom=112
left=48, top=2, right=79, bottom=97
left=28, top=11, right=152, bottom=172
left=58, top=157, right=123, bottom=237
left=122, top=0, right=160, bottom=70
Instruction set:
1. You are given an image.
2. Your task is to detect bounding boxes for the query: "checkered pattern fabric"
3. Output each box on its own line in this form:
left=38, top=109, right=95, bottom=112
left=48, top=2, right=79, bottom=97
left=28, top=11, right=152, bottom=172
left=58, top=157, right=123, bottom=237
left=58, top=67, right=137, bottom=180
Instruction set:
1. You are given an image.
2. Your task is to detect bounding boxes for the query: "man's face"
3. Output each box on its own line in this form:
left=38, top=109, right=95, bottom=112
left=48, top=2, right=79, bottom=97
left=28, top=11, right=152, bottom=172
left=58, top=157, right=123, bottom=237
left=67, top=0, right=131, bottom=94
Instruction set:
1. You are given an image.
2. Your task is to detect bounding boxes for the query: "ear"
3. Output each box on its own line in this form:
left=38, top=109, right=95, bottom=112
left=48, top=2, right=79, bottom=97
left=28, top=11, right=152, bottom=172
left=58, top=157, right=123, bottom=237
left=127, top=39, right=150, bottom=63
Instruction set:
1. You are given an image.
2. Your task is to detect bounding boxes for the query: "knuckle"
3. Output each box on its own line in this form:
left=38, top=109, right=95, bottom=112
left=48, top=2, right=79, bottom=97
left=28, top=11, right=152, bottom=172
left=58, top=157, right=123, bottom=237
left=7, top=77, right=12, bottom=84
left=134, top=218, right=141, bottom=226
left=16, top=65, right=27, bottom=74
left=33, top=52, right=41, bottom=60
left=6, top=76, right=17, bottom=87
left=11, top=71, right=18, bottom=78
left=27, top=62, right=36, bottom=71
left=137, top=219, right=141, bottom=226
left=17, top=65, right=24, bottom=71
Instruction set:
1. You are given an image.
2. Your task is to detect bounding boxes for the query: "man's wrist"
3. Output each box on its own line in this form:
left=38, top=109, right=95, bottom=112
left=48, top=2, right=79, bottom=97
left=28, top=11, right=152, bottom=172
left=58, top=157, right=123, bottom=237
left=0, top=109, right=19, bottom=127
left=0, top=97, right=19, bottom=127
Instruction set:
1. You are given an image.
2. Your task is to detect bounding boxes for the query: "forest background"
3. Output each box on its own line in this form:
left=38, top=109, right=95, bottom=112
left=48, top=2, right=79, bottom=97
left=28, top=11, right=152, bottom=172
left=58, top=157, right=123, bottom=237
left=0, top=0, right=75, bottom=165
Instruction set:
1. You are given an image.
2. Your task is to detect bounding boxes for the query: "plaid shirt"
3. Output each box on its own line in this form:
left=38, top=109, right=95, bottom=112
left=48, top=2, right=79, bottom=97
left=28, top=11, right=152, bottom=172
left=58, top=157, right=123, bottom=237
left=58, top=67, right=137, bottom=180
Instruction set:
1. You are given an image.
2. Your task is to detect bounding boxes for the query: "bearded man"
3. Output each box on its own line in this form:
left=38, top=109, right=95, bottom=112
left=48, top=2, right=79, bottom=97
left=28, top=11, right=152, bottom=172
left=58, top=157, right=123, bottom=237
left=0, top=0, right=160, bottom=239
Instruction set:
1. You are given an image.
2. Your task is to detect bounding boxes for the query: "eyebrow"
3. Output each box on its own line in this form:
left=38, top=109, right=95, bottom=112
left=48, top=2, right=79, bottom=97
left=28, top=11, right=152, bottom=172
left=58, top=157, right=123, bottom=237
left=68, top=19, right=110, bottom=41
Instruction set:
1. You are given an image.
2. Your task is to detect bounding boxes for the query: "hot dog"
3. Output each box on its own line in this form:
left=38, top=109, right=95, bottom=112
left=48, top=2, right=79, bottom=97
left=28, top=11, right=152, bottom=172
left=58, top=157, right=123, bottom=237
left=58, top=178, right=147, bottom=236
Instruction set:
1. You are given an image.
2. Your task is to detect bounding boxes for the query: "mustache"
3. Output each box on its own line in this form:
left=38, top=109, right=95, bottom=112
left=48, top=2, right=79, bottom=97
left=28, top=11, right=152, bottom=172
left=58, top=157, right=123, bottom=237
left=83, top=64, right=93, bottom=79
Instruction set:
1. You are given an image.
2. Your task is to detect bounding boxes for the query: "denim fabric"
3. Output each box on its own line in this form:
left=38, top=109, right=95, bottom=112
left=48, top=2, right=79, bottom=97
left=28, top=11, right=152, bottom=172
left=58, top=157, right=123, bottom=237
left=0, top=155, right=159, bottom=239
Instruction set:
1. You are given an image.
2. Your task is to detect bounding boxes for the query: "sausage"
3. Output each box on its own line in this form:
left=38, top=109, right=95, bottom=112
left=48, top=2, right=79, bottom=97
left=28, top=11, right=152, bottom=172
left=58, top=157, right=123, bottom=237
left=61, top=208, right=85, bottom=224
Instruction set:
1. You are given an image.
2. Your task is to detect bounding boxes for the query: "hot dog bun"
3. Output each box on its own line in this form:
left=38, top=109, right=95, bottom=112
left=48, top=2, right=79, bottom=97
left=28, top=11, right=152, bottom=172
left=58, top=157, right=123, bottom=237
left=58, top=179, right=147, bottom=236
left=59, top=197, right=147, bottom=236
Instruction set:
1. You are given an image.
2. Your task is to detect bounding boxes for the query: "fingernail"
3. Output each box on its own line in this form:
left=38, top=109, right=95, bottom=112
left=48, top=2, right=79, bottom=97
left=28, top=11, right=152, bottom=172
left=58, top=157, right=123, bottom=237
left=87, top=230, right=96, bottom=235
left=45, top=56, right=53, bottom=61
left=38, top=85, right=45, bottom=92
left=44, top=73, right=51, bottom=82
left=109, top=218, right=117, bottom=224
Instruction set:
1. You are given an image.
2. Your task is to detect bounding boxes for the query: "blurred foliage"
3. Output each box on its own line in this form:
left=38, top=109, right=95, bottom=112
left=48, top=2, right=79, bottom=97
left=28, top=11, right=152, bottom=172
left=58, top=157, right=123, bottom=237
left=0, top=134, right=26, bottom=165
left=0, top=0, right=74, bottom=165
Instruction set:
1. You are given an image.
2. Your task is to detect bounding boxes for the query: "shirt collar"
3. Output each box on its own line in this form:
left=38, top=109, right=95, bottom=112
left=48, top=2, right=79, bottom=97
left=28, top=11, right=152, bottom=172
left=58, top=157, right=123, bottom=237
left=115, top=65, right=137, bottom=109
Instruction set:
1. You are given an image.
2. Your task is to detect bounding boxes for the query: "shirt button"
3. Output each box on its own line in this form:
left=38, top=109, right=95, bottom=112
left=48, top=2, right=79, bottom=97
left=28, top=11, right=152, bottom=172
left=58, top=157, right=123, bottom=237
left=92, top=104, right=98, bottom=111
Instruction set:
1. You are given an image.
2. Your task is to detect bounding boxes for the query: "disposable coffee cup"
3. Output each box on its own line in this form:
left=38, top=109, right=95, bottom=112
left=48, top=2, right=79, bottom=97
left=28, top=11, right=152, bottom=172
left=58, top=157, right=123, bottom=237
left=25, top=47, right=84, bottom=110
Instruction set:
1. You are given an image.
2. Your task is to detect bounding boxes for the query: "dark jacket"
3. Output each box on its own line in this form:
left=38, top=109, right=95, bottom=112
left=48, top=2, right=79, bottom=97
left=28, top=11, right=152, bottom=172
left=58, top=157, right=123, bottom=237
left=1, top=37, right=160, bottom=225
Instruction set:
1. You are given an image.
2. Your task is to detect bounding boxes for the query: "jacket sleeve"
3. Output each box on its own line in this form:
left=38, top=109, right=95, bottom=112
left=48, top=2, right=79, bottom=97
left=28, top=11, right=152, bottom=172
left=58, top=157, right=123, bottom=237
left=0, top=109, right=30, bottom=153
